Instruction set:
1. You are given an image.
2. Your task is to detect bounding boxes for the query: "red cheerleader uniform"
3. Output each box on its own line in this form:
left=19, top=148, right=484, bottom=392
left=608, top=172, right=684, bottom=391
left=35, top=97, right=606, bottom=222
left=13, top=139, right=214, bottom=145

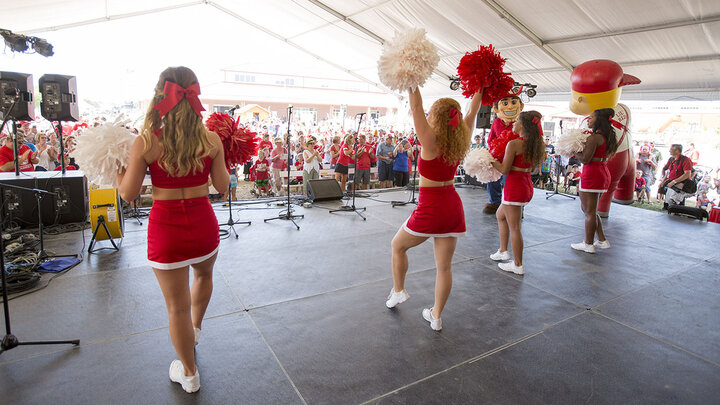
left=502, top=151, right=533, bottom=206
left=403, top=156, right=464, bottom=237
left=147, top=154, right=219, bottom=270
left=580, top=139, right=610, bottom=193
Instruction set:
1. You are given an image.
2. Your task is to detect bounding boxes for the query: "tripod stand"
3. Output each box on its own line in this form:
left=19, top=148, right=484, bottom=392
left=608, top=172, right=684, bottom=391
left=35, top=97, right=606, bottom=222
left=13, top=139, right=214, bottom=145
left=392, top=135, right=419, bottom=207
left=220, top=183, right=250, bottom=239
left=0, top=98, right=79, bottom=355
left=546, top=155, right=575, bottom=200
left=264, top=106, right=303, bottom=230
left=330, top=113, right=367, bottom=220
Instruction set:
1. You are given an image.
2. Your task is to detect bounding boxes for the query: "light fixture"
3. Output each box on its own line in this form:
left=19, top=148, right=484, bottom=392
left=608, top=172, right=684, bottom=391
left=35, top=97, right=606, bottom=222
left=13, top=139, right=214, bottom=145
left=0, top=29, right=54, bottom=57
left=449, top=77, right=461, bottom=91
left=30, top=37, right=54, bottom=57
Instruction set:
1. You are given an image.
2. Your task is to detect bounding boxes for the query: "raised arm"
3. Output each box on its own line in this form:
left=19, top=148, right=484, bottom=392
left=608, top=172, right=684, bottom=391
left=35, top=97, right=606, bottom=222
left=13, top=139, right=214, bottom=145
left=463, top=90, right=484, bottom=130
left=408, top=87, right=434, bottom=149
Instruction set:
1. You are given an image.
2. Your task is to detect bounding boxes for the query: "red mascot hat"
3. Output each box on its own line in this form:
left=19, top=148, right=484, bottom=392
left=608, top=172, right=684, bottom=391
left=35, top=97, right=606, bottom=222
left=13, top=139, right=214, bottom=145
left=571, top=59, right=641, bottom=94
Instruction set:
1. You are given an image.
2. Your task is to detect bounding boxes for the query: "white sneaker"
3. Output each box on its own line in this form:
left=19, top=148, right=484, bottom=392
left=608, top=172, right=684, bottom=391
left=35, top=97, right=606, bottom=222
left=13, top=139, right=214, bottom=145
left=422, top=308, right=442, bottom=331
left=490, top=249, right=511, bottom=261
left=594, top=240, right=610, bottom=249
left=194, top=327, right=201, bottom=346
left=498, top=262, right=524, bottom=275
left=386, top=289, right=409, bottom=308
left=169, top=360, right=200, bottom=393
left=571, top=242, right=596, bottom=253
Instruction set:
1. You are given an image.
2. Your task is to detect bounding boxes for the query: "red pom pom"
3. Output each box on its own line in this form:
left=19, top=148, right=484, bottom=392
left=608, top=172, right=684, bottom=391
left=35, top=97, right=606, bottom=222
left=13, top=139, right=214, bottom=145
left=488, top=129, right=520, bottom=161
left=206, top=112, right=259, bottom=168
left=457, top=45, right=515, bottom=105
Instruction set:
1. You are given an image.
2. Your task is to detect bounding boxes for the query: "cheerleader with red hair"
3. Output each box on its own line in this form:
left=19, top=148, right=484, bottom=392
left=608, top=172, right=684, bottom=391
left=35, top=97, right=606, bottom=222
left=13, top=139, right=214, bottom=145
left=385, top=87, right=483, bottom=331
left=118, top=66, right=229, bottom=393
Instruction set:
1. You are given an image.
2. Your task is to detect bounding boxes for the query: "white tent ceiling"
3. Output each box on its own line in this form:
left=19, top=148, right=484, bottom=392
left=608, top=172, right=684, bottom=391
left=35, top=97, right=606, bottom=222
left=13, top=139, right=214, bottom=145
left=3, top=0, right=720, bottom=102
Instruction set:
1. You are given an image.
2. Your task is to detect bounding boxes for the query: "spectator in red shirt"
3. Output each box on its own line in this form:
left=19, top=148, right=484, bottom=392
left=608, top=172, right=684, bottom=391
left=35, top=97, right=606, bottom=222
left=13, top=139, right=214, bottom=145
left=661, top=144, right=694, bottom=206
left=355, top=134, right=374, bottom=190
left=0, top=134, right=38, bottom=172
left=634, top=170, right=647, bottom=202
left=334, top=134, right=355, bottom=193
left=257, top=134, right=273, bottom=156
left=684, top=142, right=700, bottom=166
left=329, top=136, right=341, bottom=169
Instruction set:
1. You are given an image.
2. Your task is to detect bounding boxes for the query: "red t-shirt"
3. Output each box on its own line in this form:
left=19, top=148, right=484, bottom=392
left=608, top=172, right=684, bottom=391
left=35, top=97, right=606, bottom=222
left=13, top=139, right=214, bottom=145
left=258, top=140, right=273, bottom=154
left=635, top=177, right=646, bottom=188
left=330, top=144, right=340, bottom=165
left=252, top=158, right=270, bottom=180
left=664, top=156, right=693, bottom=181
left=356, top=144, right=373, bottom=169
left=368, top=142, right=378, bottom=163
left=337, top=143, right=354, bottom=166
left=0, top=144, right=34, bottom=172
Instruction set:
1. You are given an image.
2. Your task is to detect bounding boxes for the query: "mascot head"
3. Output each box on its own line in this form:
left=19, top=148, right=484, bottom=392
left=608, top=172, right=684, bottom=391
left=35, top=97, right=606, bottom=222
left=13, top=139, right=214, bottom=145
left=493, top=92, right=524, bottom=124
left=569, top=59, right=640, bottom=116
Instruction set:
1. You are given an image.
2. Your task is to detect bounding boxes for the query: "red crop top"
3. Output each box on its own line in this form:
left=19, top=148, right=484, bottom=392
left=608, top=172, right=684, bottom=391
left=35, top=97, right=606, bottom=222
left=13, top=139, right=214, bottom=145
left=510, top=151, right=531, bottom=170
left=418, top=156, right=458, bottom=182
left=148, top=128, right=213, bottom=189
left=592, top=138, right=607, bottom=160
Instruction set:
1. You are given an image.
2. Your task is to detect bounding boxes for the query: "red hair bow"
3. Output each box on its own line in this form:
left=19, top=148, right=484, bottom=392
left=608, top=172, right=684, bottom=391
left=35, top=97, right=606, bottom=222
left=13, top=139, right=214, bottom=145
left=448, top=107, right=460, bottom=130
left=532, top=116, right=543, bottom=137
left=153, top=81, right=205, bottom=118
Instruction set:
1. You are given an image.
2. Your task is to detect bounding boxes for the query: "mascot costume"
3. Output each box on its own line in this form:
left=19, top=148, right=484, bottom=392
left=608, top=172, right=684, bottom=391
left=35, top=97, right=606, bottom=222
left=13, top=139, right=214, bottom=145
left=483, top=92, right=524, bottom=214
left=569, top=59, right=640, bottom=217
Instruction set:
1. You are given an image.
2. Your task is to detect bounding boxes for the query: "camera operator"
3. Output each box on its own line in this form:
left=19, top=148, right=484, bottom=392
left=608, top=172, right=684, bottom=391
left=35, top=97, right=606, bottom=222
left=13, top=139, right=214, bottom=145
left=660, top=143, right=693, bottom=207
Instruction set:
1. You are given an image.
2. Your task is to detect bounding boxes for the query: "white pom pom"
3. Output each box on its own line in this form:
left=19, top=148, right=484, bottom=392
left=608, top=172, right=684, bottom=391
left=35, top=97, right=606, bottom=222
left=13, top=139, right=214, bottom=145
left=555, top=128, right=592, bottom=157
left=464, top=147, right=502, bottom=183
left=73, top=120, right=137, bottom=188
left=377, top=28, right=440, bottom=92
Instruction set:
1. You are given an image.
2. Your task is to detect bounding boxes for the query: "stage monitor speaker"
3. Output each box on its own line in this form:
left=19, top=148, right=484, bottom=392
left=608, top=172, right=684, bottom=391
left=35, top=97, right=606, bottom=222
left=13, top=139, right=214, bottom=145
left=0, top=171, right=88, bottom=229
left=476, top=105, right=492, bottom=129
left=0, top=72, right=34, bottom=121
left=307, top=179, right=343, bottom=202
left=39, top=74, right=79, bottom=122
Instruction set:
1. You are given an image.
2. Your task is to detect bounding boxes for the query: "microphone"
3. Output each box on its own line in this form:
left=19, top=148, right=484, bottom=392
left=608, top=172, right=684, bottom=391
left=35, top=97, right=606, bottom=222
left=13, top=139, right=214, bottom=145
left=227, top=105, right=240, bottom=114
left=356, top=112, right=366, bottom=118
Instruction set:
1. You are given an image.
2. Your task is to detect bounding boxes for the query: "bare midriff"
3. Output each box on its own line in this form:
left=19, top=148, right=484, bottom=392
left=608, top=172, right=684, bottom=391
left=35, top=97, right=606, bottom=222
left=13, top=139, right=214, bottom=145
left=419, top=176, right=454, bottom=187
left=152, top=184, right=210, bottom=201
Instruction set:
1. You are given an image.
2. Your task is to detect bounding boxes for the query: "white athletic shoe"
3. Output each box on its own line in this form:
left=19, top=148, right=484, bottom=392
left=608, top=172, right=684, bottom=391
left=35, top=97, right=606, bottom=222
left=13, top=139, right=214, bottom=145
left=169, top=360, right=200, bottom=393
left=422, top=308, right=442, bottom=331
left=594, top=240, right=611, bottom=249
left=385, top=289, right=409, bottom=308
left=490, top=249, right=511, bottom=261
left=498, top=262, right=524, bottom=275
left=571, top=242, right=596, bottom=254
left=194, top=327, right=201, bottom=346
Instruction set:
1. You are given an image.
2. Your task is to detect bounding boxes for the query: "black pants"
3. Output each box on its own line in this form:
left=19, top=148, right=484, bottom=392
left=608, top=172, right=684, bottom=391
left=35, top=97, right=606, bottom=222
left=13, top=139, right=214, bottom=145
left=394, top=170, right=409, bottom=187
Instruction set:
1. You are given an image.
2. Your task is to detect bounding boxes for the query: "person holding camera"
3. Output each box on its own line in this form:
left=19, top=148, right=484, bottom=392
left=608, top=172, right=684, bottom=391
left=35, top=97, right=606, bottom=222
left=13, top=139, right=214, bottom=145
left=392, top=140, right=412, bottom=187
left=660, top=144, right=694, bottom=207
left=302, top=136, right=321, bottom=194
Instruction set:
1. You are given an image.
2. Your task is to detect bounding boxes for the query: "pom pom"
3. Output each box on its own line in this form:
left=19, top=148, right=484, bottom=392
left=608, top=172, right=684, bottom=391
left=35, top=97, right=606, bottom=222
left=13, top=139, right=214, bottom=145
left=464, top=147, right=502, bottom=183
left=73, top=116, right=136, bottom=188
left=457, top=45, right=515, bottom=105
left=488, top=129, right=520, bottom=162
left=555, top=128, right=592, bottom=157
left=206, top=112, right=259, bottom=168
left=377, top=28, right=440, bottom=91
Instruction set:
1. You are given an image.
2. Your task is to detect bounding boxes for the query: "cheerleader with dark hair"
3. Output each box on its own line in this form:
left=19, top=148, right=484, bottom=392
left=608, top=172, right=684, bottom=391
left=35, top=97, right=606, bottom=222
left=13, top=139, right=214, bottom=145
left=571, top=108, right=618, bottom=253
left=489, top=111, right=545, bottom=275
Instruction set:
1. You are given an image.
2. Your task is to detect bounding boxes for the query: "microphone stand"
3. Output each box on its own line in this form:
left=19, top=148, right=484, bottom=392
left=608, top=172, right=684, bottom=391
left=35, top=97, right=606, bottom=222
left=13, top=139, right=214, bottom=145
left=219, top=109, right=251, bottom=238
left=329, top=113, right=367, bottom=220
left=264, top=106, right=303, bottom=230
left=391, top=134, right=419, bottom=207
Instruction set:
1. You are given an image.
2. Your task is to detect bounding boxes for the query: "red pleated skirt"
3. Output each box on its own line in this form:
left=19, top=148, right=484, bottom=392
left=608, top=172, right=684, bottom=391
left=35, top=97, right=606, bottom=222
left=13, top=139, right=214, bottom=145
left=580, top=162, right=610, bottom=193
left=502, top=171, right=533, bottom=206
left=147, top=197, right=219, bottom=270
left=404, top=185, right=466, bottom=237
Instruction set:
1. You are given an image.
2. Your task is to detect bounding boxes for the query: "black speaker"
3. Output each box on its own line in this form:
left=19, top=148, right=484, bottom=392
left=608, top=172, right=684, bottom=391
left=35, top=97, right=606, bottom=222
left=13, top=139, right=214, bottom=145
left=0, top=72, right=34, bottom=121
left=39, top=74, right=79, bottom=122
left=0, top=171, right=88, bottom=228
left=307, top=179, right=343, bottom=201
left=476, top=105, right=492, bottom=129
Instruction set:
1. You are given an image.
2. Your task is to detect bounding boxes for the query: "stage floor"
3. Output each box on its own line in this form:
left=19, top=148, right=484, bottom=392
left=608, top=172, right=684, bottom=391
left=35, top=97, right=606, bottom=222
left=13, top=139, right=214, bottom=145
left=1, top=186, right=719, bottom=404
